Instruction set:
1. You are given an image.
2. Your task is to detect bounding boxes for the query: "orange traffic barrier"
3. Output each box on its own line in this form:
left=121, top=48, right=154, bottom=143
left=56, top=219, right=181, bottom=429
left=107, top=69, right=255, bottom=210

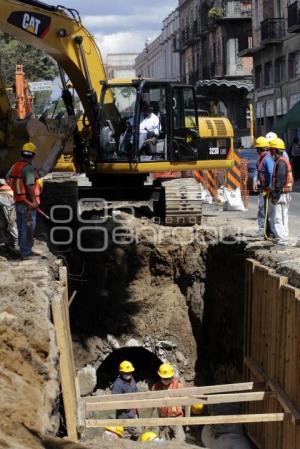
left=194, top=170, right=217, bottom=198
left=226, top=150, right=241, bottom=191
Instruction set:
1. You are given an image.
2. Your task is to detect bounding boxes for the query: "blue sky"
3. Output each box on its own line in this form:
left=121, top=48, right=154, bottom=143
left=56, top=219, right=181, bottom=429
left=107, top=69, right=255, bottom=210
left=46, top=0, right=178, bottom=59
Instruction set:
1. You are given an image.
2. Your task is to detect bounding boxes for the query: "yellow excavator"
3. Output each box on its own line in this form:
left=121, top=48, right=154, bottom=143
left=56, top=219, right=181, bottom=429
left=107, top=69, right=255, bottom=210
left=0, top=0, right=234, bottom=225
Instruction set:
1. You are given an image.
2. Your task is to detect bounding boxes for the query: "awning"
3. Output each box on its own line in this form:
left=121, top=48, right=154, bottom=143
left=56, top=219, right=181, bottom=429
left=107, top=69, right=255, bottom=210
left=273, top=101, right=300, bottom=135
left=196, top=79, right=253, bottom=92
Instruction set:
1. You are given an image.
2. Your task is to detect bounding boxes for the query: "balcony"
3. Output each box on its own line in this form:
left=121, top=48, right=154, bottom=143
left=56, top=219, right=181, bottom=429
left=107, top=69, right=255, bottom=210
left=192, top=20, right=200, bottom=36
left=216, top=1, right=251, bottom=21
left=181, top=22, right=201, bottom=47
left=260, top=18, right=285, bottom=45
left=238, top=30, right=254, bottom=56
left=288, top=2, right=300, bottom=33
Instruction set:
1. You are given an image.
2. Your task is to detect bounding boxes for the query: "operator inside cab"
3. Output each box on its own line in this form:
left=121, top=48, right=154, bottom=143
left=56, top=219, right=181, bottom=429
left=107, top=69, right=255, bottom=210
left=123, top=100, right=160, bottom=156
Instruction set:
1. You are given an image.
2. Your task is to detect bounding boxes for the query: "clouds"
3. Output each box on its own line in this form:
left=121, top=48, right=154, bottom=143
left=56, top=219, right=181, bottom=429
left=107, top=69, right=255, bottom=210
left=46, top=0, right=178, bottom=59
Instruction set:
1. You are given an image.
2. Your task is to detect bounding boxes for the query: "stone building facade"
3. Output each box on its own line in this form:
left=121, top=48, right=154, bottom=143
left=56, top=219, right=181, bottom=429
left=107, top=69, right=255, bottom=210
left=179, top=0, right=253, bottom=145
left=134, top=9, right=181, bottom=81
left=239, top=0, right=300, bottom=140
left=106, top=53, right=139, bottom=79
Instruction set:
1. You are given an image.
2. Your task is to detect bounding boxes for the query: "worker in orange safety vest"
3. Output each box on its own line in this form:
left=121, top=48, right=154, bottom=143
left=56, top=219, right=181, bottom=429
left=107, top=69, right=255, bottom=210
left=152, top=363, right=185, bottom=442
left=6, top=142, right=41, bottom=259
left=269, top=137, right=294, bottom=246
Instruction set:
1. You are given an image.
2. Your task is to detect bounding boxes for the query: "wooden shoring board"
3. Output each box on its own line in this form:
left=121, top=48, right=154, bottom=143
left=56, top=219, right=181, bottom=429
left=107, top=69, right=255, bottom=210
left=52, top=276, right=78, bottom=442
left=245, top=356, right=300, bottom=425
left=83, top=381, right=258, bottom=404
left=86, top=413, right=285, bottom=429
left=85, top=391, right=273, bottom=413
left=283, top=285, right=300, bottom=449
left=270, top=273, right=288, bottom=449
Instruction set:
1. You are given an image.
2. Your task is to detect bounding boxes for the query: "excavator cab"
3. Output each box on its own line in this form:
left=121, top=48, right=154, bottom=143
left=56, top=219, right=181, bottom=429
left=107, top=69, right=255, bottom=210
left=98, top=80, right=215, bottom=165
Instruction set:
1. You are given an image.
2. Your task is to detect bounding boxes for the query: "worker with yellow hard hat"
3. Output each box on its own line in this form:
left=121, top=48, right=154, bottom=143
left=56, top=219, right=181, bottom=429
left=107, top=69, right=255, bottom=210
left=102, top=425, right=124, bottom=440
left=268, top=137, right=293, bottom=246
left=6, top=142, right=41, bottom=259
left=111, top=360, right=139, bottom=439
left=139, top=430, right=164, bottom=443
left=191, top=403, right=205, bottom=415
left=253, top=136, right=275, bottom=238
left=152, top=363, right=185, bottom=442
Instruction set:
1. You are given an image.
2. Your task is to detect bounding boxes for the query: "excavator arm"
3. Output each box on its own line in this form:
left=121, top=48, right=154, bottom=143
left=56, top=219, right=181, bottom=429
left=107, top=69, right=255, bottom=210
left=0, top=0, right=107, bottom=126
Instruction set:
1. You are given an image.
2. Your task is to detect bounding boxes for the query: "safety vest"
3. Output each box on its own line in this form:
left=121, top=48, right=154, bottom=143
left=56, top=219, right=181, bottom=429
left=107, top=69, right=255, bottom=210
left=153, top=379, right=183, bottom=417
left=272, top=157, right=294, bottom=193
left=7, top=161, right=41, bottom=204
left=258, top=151, right=269, bottom=187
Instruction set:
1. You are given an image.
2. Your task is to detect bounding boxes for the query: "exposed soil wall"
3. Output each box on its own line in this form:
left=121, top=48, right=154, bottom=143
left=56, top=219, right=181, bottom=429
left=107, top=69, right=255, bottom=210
left=62, top=215, right=246, bottom=388
left=0, top=244, right=60, bottom=448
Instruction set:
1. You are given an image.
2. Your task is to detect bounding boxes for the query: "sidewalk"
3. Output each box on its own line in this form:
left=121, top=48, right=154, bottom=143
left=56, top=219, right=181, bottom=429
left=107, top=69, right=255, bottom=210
left=294, top=181, right=300, bottom=193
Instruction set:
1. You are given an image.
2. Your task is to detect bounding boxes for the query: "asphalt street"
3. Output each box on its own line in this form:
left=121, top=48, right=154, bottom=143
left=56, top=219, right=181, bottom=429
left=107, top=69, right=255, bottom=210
left=203, top=193, right=300, bottom=240
left=245, top=193, right=299, bottom=239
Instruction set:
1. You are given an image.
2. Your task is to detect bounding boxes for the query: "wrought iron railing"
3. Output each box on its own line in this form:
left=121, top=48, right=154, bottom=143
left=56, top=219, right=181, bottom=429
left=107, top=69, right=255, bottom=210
left=261, top=18, right=285, bottom=41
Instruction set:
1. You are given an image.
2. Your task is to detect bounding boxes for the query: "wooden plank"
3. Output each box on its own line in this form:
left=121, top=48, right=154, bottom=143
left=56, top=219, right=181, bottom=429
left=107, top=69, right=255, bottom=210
left=85, top=391, right=273, bottom=413
left=245, top=356, right=300, bottom=424
left=52, top=293, right=78, bottom=442
left=86, top=413, right=285, bottom=428
left=77, top=398, right=86, bottom=433
left=83, top=382, right=257, bottom=403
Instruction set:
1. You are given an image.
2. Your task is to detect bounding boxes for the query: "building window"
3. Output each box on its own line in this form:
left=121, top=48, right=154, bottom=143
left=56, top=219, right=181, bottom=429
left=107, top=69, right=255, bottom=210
left=288, top=52, right=300, bottom=78
left=264, top=62, right=273, bottom=87
left=289, top=53, right=296, bottom=78
left=255, top=65, right=262, bottom=88
left=173, top=37, right=177, bottom=51
left=275, top=57, right=285, bottom=83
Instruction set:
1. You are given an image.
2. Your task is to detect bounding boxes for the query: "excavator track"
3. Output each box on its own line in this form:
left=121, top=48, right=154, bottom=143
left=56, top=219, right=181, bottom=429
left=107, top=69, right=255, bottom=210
left=163, top=178, right=203, bottom=226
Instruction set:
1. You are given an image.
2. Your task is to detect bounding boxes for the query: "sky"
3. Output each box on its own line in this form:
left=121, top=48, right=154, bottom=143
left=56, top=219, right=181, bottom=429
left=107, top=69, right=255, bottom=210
left=46, top=0, right=178, bottom=60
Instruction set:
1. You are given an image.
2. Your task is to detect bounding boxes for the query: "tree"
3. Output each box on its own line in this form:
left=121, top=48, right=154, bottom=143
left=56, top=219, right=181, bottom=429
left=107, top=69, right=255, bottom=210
left=0, top=32, right=58, bottom=85
left=0, top=32, right=58, bottom=115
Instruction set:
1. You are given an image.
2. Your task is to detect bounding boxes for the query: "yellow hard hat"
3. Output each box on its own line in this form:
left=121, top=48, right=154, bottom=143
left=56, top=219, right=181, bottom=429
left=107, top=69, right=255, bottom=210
left=157, top=363, right=174, bottom=379
left=269, top=137, right=285, bottom=151
left=22, top=142, right=37, bottom=154
left=119, top=360, right=135, bottom=373
left=191, top=403, right=205, bottom=415
left=139, top=431, right=159, bottom=442
left=255, top=136, right=268, bottom=148
left=105, top=426, right=124, bottom=438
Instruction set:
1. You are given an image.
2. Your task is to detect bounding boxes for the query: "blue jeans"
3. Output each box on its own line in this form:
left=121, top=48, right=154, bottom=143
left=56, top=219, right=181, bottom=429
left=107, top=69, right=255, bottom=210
left=15, top=203, right=36, bottom=257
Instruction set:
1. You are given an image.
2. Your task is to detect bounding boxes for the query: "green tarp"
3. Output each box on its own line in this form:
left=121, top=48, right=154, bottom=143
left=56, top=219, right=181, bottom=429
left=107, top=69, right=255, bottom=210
left=273, top=101, right=300, bottom=135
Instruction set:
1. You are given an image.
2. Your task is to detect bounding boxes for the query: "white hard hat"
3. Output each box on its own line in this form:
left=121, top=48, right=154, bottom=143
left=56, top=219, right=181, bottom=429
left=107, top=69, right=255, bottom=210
left=265, top=132, right=277, bottom=142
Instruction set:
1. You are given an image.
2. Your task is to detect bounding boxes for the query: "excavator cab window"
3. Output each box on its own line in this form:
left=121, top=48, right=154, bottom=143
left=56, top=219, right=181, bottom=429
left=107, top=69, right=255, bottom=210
left=171, top=86, right=200, bottom=162
left=138, top=85, right=168, bottom=162
left=98, top=83, right=169, bottom=163
left=98, top=85, right=137, bottom=161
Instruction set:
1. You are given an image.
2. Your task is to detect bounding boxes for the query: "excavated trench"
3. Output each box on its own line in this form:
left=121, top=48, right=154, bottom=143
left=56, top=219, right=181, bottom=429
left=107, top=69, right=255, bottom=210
left=46, top=209, right=247, bottom=391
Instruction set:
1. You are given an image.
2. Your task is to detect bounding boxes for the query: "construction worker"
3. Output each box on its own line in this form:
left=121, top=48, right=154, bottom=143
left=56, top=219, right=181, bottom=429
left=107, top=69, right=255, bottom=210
left=111, top=360, right=139, bottom=439
left=6, top=142, right=41, bottom=259
left=102, top=426, right=124, bottom=440
left=266, top=131, right=289, bottom=160
left=253, top=136, right=274, bottom=237
left=269, top=137, right=294, bottom=246
left=139, top=431, right=165, bottom=443
left=152, top=363, right=185, bottom=442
